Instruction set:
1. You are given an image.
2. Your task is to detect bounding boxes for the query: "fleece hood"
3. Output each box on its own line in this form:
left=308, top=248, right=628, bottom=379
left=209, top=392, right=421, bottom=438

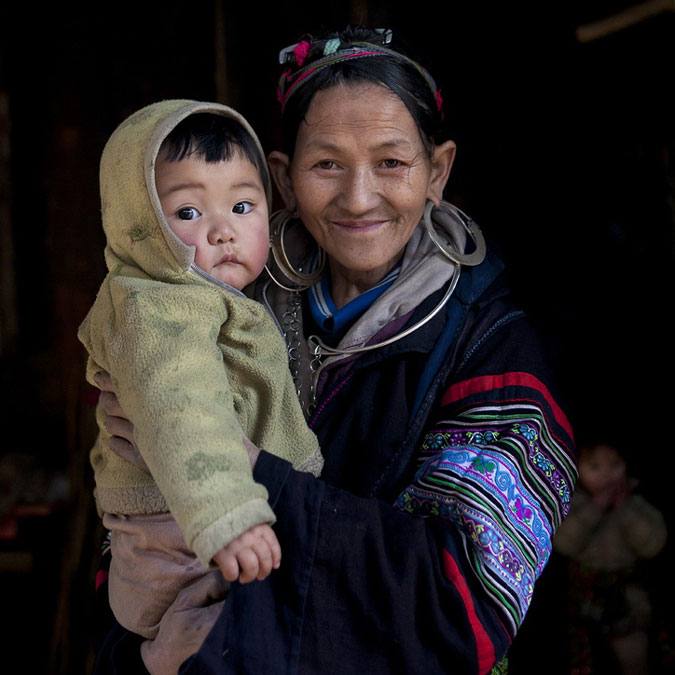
left=99, top=99, right=272, bottom=284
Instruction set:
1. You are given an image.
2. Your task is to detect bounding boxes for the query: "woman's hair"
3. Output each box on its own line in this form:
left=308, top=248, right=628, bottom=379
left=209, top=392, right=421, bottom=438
left=160, top=113, right=268, bottom=185
left=277, top=26, right=446, bottom=158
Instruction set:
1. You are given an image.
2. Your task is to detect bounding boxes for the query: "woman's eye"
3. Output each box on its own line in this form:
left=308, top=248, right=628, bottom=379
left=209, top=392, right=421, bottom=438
left=380, top=159, right=402, bottom=169
left=315, top=160, right=336, bottom=170
left=232, top=201, right=253, bottom=215
left=177, top=207, right=199, bottom=220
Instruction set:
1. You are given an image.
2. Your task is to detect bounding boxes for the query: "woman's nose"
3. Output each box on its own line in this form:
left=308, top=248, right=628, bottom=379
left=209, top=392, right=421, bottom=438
left=336, top=167, right=380, bottom=214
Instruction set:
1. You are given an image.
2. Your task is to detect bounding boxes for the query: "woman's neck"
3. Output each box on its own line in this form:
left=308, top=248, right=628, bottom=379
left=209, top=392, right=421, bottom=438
left=328, top=256, right=401, bottom=309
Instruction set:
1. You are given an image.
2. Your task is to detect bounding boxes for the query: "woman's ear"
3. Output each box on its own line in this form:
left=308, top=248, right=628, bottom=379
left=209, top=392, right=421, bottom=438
left=426, top=140, right=456, bottom=206
left=268, top=151, right=296, bottom=211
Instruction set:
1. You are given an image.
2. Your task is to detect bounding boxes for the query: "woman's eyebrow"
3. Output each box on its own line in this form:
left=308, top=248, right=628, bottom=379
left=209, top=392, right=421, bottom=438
left=374, top=139, right=415, bottom=151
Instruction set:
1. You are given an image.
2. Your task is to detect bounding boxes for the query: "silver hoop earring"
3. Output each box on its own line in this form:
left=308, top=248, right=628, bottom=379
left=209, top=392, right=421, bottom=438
left=423, top=200, right=486, bottom=267
left=266, top=209, right=326, bottom=291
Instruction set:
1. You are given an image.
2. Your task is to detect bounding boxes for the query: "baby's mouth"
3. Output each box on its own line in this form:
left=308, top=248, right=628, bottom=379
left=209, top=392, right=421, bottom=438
left=217, top=252, right=239, bottom=265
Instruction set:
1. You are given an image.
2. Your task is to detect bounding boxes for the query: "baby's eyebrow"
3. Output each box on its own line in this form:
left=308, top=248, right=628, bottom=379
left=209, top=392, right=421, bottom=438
left=230, top=180, right=264, bottom=192
left=159, top=181, right=205, bottom=196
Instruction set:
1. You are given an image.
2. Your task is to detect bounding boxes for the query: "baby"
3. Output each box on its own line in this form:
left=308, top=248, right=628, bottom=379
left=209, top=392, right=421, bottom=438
left=78, top=100, right=322, bottom=670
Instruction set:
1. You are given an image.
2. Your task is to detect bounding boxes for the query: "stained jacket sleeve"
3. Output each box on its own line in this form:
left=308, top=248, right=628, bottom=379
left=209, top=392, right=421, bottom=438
left=182, top=315, right=576, bottom=675
left=79, top=276, right=275, bottom=566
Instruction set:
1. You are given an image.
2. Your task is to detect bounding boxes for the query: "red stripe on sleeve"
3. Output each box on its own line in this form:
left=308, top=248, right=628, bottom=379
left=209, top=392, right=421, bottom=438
left=441, top=372, right=574, bottom=440
left=443, top=550, right=496, bottom=674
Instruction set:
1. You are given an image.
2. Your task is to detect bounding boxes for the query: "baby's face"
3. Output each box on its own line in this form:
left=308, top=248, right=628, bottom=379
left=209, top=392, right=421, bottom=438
left=156, top=152, right=269, bottom=290
left=578, top=444, right=626, bottom=496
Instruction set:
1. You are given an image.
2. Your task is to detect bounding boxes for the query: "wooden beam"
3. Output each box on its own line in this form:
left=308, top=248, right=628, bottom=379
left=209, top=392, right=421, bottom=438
left=576, top=0, right=675, bottom=42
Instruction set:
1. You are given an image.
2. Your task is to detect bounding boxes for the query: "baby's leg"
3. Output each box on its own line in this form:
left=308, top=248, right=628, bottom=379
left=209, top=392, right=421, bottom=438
left=104, top=511, right=214, bottom=639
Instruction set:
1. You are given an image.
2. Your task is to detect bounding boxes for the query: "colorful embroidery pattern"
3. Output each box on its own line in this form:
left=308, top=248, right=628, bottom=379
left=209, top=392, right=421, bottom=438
left=395, top=402, right=576, bottom=633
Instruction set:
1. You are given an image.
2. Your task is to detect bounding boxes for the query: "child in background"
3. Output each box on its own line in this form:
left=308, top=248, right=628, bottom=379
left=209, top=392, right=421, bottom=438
left=78, top=100, right=322, bottom=673
left=554, top=440, right=667, bottom=675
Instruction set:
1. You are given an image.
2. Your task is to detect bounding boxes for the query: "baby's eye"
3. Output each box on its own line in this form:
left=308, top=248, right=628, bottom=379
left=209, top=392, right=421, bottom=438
left=232, top=201, right=253, bottom=215
left=177, top=207, right=200, bottom=220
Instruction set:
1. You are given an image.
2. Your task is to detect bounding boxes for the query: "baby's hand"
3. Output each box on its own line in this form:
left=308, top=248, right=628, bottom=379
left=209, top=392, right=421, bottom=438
left=212, top=523, right=281, bottom=584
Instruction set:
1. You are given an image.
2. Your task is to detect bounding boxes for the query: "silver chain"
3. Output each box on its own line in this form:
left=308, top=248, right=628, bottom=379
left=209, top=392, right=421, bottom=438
left=281, top=292, right=304, bottom=401
left=281, top=292, right=322, bottom=414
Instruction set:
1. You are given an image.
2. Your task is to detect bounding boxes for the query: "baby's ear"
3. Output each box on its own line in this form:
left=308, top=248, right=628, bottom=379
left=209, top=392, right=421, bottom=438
left=268, top=151, right=296, bottom=211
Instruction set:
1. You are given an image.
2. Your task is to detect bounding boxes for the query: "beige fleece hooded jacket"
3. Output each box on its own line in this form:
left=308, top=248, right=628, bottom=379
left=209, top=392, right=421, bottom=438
left=78, top=99, right=321, bottom=566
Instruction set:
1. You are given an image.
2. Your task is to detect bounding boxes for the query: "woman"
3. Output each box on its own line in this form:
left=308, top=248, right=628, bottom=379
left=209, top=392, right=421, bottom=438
left=96, top=26, right=576, bottom=674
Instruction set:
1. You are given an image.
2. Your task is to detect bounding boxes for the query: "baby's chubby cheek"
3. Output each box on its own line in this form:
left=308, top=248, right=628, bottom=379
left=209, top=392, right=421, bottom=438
left=251, top=229, right=271, bottom=272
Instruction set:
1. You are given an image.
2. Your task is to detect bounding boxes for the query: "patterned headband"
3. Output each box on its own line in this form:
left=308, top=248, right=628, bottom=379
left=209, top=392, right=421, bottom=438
left=277, top=36, right=443, bottom=115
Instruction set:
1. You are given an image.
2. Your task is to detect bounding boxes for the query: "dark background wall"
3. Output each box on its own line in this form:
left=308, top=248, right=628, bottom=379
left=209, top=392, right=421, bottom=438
left=0, top=1, right=672, bottom=673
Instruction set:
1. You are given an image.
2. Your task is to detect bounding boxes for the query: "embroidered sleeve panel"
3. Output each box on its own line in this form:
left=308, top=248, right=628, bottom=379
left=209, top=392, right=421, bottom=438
left=395, top=371, right=577, bottom=635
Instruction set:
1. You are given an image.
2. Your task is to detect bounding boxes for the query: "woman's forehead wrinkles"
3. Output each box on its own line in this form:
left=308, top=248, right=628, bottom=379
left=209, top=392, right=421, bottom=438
left=304, top=108, right=404, bottom=130
left=300, top=115, right=418, bottom=149
left=295, top=83, right=426, bottom=158
left=298, top=132, right=417, bottom=159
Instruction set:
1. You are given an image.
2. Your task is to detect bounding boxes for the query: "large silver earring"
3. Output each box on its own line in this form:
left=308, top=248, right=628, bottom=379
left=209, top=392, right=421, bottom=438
left=265, top=209, right=326, bottom=292
left=423, top=200, right=486, bottom=267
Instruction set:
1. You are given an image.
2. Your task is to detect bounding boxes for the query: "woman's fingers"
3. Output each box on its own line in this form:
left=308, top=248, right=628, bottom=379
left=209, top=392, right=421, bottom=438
left=141, top=570, right=228, bottom=674
left=98, top=390, right=126, bottom=418
left=108, top=436, right=149, bottom=473
left=103, top=412, right=135, bottom=443
left=175, top=569, right=229, bottom=609
left=93, top=371, right=115, bottom=392
left=94, top=377, right=145, bottom=471
left=240, top=434, right=261, bottom=469
left=104, top=415, right=146, bottom=472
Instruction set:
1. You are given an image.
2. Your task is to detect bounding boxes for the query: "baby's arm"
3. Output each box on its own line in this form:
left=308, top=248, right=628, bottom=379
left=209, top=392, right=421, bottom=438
left=85, top=281, right=276, bottom=566
left=212, top=523, right=281, bottom=583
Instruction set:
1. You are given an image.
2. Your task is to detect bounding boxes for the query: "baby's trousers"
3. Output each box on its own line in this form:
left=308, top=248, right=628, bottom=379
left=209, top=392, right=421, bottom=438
left=103, top=511, right=211, bottom=639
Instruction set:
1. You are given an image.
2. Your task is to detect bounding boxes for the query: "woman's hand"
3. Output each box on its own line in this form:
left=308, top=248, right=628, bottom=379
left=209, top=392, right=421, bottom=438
left=94, top=371, right=148, bottom=473
left=140, top=569, right=228, bottom=674
left=240, top=434, right=261, bottom=470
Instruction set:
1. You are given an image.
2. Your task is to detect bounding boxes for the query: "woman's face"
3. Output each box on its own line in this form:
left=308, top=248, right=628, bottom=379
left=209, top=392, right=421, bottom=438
left=270, top=83, right=455, bottom=286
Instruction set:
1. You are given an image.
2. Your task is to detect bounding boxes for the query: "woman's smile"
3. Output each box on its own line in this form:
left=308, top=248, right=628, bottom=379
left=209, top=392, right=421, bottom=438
left=330, top=217, right=392, bottom=232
